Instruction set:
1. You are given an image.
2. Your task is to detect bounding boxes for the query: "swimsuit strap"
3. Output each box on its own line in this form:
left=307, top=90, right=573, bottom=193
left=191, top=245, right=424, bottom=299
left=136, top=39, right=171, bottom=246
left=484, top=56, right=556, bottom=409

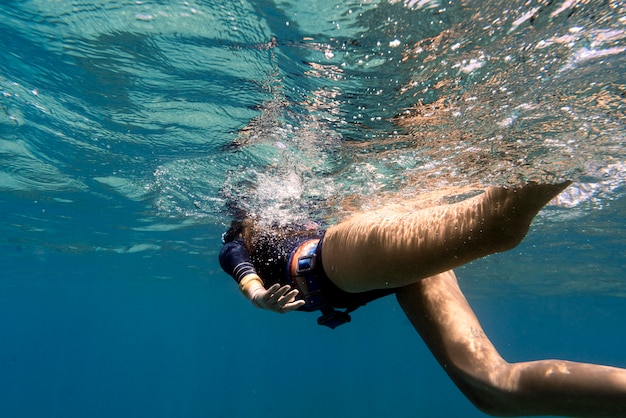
left=288, top=239, right=352, bottom=329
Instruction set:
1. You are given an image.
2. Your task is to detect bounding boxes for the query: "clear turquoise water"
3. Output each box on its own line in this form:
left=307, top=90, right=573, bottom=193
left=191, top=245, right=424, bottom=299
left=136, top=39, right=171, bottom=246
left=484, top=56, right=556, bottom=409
left=1, top=1, right=625, bottom=417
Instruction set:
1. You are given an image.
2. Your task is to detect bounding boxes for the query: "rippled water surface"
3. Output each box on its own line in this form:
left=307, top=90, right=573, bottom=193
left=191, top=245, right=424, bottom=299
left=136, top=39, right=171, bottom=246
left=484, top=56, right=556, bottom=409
left=1, top=1, right=625, bottom=417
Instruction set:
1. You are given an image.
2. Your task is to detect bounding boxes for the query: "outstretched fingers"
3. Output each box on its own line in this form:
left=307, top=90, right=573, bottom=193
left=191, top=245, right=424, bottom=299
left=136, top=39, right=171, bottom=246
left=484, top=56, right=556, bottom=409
left=260, top=284, right=305, bottom=313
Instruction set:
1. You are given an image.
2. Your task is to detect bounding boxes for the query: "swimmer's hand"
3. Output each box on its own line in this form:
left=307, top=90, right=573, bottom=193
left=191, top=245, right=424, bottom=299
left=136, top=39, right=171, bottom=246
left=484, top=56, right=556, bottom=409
left=251, top=283, right=306, bottom=313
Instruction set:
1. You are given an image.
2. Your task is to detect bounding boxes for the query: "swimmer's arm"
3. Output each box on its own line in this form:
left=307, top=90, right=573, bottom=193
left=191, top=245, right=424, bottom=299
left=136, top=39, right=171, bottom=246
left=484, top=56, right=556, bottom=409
left=219, top=240, right=304, bottom=313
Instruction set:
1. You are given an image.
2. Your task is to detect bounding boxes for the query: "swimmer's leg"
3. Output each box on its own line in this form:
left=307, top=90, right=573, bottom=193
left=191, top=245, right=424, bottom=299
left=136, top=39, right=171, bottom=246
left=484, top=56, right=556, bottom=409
left=321, top=182, right=570, bottom=292
left=395, top=270, right=626, bottom=417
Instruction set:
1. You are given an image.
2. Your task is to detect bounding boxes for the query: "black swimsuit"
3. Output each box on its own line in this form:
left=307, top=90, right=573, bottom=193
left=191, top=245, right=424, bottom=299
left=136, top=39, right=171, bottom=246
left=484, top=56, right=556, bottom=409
left=219, top=230, right=395, bottom=327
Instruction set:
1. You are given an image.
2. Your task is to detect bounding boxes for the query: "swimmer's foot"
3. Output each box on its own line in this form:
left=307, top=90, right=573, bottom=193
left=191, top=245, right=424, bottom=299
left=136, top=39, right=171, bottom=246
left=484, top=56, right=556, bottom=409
left=486, top=181, right=571, bottom=220
left=480, top=181, right=572, bottom=251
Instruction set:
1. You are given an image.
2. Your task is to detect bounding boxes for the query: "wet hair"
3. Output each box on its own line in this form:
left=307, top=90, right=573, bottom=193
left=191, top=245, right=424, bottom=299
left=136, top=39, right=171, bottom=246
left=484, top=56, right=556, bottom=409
left=222, top=218, right=320, bottom=254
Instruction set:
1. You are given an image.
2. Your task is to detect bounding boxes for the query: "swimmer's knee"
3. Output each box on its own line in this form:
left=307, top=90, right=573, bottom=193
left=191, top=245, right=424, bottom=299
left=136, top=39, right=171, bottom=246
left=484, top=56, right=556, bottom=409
left=462, top=388, right=517, bottom=417
left=449, top=361, right=523, bottom=416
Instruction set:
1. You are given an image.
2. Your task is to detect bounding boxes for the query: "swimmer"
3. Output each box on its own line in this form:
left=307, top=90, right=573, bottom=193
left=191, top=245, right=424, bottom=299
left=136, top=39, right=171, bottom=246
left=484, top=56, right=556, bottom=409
left=219, top=181, right=626, bottom=417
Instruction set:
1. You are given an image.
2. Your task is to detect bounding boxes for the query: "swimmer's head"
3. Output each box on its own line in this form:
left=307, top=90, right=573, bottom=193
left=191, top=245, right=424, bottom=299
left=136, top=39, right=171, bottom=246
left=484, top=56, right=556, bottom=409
left=221, top=220, right=245, bottom=244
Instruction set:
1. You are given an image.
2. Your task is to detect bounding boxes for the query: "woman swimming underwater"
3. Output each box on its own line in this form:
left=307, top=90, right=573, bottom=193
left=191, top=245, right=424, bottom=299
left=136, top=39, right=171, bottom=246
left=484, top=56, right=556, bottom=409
left=219, top=181, right=626, bottom=417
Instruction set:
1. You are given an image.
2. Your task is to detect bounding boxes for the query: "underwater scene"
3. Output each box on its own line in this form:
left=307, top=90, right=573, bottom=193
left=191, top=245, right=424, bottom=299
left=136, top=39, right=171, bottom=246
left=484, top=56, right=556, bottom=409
left=1, top=0, right=625, bottom=417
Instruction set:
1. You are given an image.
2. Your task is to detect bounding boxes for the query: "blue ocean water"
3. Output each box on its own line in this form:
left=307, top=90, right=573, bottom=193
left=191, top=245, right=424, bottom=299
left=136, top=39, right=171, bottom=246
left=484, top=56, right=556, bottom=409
left=0, top=1, right=625, bottom=417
